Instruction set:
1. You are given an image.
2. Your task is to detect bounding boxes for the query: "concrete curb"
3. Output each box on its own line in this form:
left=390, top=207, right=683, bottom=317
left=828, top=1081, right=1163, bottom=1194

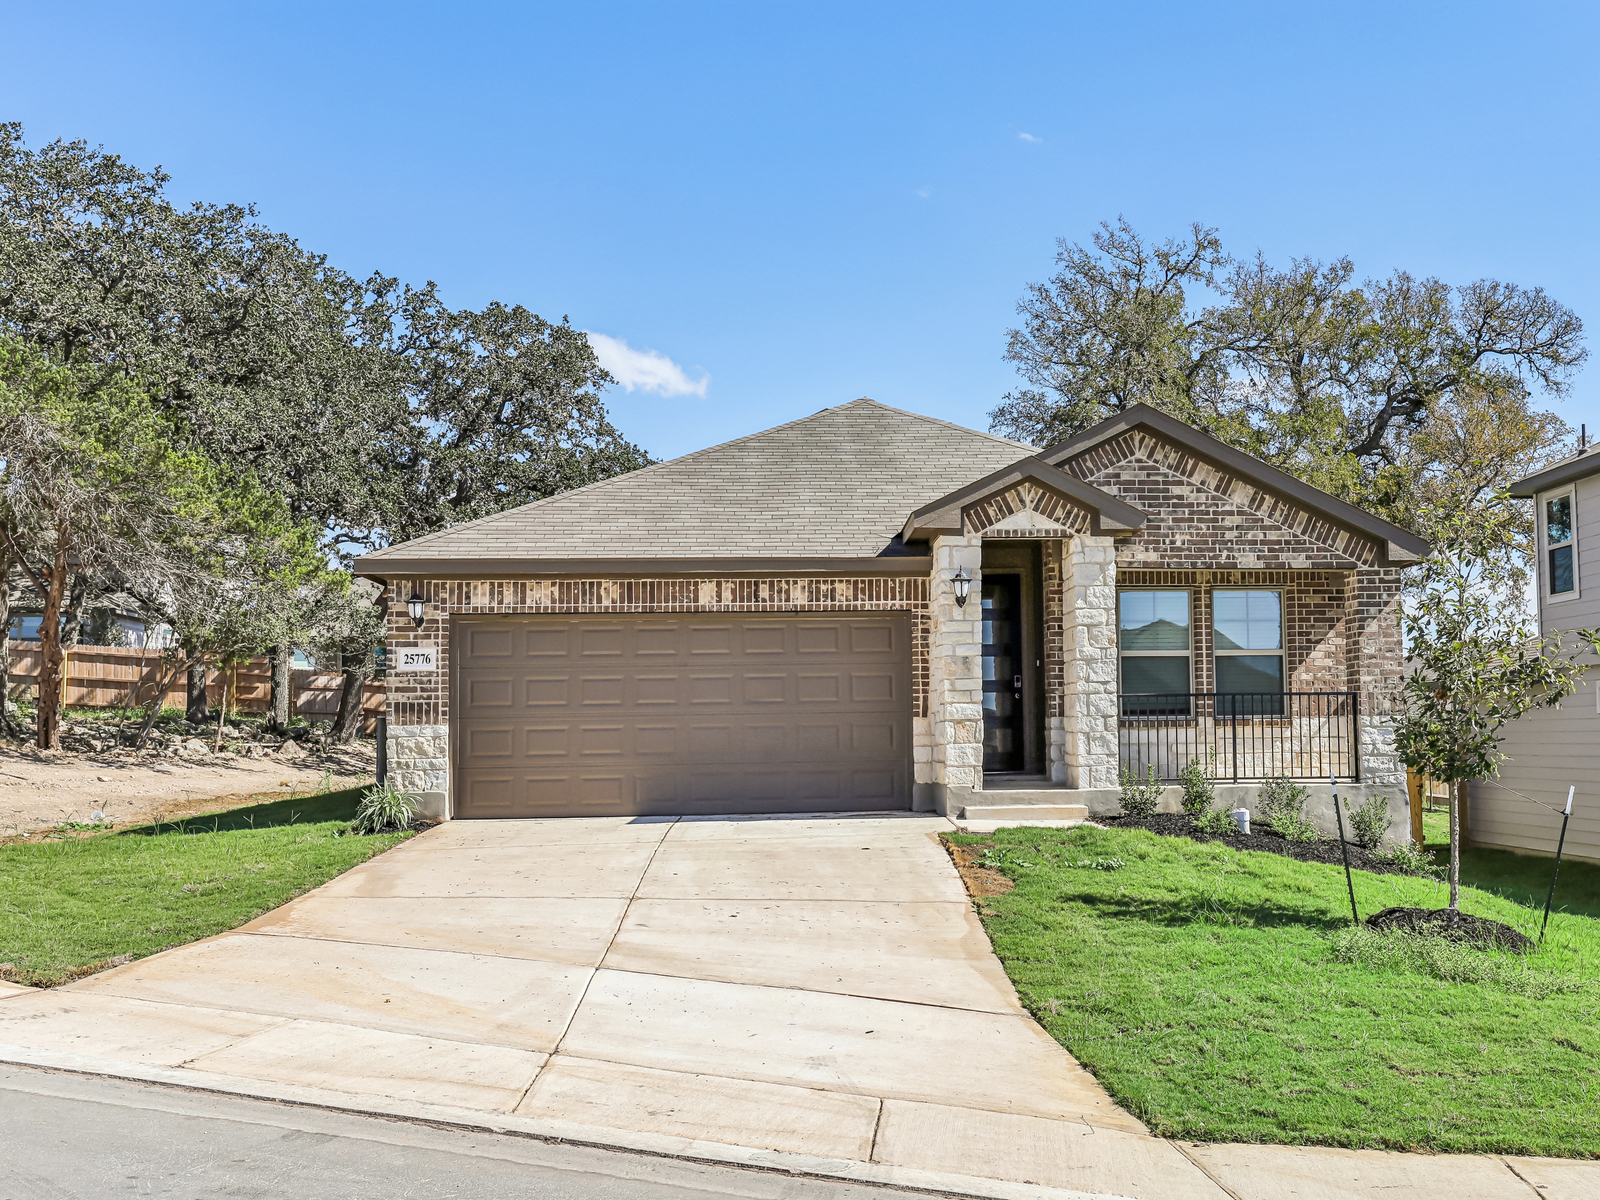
left=0, top=1044, right=1139, bottom=1200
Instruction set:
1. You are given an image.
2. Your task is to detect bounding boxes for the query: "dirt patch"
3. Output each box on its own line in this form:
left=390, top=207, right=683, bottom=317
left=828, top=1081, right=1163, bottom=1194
left=0, top=739, right=376, bottom=842
left=943, top=840, right=1015, bottom=898
left=1105, top=812, right=1425, bottom=877
left=1365, top=906, right=1535, bottom=952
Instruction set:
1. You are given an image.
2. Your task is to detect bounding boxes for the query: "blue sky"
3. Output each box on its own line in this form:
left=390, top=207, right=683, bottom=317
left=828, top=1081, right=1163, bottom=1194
left=3, top=1, right=1598, bottom=461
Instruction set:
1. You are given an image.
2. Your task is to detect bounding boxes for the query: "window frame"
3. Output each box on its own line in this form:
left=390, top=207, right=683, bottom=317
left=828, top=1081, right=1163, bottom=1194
left=1211, top=588, right=1286, bottom=695
left=1540, top=486, right=1579, bottom=602
left=1117, top=588, right=1193, bottom=711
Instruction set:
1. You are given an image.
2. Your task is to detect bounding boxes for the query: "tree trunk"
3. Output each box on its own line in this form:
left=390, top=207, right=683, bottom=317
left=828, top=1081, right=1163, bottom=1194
left=1448, top=778, right=1463, bottom=913
left=186, top=663, right=210, bottom=724
left=34, top=537, right=70, bottom=750
left=60, top=572, right=86, bottom=647
left=267, top=645, right=292, bottom=733
left=330, top=663, right=366, bottom=744
left=0, top=544, right=12, bottom=736
left=214, top=667, right=231, bottom=753
left=135, top=654, right=191, bottom=746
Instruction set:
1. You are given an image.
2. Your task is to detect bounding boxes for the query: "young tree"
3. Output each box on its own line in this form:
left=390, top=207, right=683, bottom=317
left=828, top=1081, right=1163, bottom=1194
left=1397, top=500, right=1600, bottom=912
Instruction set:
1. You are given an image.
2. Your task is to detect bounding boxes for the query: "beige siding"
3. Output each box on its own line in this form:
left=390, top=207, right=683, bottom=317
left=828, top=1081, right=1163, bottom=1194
left=1537, top=472, right=1600, bottom=634
left=1468, top=681, right=1600, bottom=865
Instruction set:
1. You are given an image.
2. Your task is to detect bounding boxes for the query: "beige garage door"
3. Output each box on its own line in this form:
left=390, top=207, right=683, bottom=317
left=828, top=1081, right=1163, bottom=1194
left=453, top=614, right=913, bottom=818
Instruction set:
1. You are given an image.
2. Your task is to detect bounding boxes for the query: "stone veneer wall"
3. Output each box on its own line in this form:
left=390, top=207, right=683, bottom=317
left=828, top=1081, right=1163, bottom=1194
left=925, top=534, right=984, bottom=805
left=1055, top=535, right=1120, bottom=788
left=383, top=575, right=932, bottom=817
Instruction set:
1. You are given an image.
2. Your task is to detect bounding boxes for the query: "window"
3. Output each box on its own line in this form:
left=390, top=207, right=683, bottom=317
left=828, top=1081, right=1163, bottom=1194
left=1119, top=590, right=1190, bottom=715
left=1544, top=492, right=1576, bottom=597
left=1213, top=590, right=1283, bottom=715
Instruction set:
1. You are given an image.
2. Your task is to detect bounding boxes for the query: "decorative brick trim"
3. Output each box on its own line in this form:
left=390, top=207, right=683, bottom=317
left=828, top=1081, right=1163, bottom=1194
left=1067, top=431, right=1380, bottom=568
left=964, top=483, right=1091, bottom=539
left=384, top=575, right=932, bottom=729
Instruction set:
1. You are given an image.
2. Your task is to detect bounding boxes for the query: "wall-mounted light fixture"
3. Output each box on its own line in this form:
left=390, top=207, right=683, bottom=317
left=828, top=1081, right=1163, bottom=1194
left=952, top=566, right=972, bottom=608
left=407, top=591, right=427, bottom=629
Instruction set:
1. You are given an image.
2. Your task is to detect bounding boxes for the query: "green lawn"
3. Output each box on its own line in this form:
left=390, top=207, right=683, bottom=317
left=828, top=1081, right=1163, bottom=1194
left=0, top=787, right=410, bottom=987
left=1419, top=809, right=1600, bottom=919
left=950, top=824, right=1600, bottom=1157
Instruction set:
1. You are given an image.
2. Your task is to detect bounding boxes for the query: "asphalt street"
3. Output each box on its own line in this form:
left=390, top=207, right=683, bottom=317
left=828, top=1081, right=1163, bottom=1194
left=0, top=1064, right=932, bottom=1200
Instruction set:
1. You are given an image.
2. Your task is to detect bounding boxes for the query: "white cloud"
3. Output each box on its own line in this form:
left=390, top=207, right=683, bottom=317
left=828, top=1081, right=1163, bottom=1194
left=914, top=186, right=934, bottom=199
left=586, top=332, right=708, bottom=398
left=1018, top=131, right=1042, bottom=143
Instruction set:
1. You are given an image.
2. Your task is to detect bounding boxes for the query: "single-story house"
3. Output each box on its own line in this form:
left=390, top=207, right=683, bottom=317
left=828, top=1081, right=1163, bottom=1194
left=354, top=399, right=1423, bottom=830
left=1464, top=448, right=1600, bottom=865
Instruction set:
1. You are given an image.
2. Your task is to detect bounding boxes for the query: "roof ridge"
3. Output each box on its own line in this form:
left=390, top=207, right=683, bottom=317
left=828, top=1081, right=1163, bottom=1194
left=851, top=398, right=1037, bottom=452
left=367, top=399, right=906, bottom=556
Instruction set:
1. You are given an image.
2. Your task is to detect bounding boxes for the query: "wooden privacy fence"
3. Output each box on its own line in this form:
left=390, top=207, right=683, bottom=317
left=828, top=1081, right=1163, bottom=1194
left=3, top=641, right=383, bottom=733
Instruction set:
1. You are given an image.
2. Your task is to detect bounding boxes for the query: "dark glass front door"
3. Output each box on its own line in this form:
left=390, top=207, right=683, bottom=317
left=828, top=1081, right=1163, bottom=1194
left=982, top=574, right=1024, bottom=772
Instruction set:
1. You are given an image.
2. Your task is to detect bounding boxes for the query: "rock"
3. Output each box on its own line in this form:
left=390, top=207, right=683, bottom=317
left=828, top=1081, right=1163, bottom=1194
left=276, top=741, right=307, bottom=761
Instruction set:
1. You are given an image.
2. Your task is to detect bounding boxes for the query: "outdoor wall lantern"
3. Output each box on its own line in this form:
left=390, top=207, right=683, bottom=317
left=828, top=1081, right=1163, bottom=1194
left=407, top=592, right=427, bottom=628
left=952, top=566, right=972, bottom=608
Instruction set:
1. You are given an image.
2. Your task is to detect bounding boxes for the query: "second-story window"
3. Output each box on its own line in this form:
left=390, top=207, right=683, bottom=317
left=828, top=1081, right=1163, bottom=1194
left=1545, top=492, right=1575, bottom=596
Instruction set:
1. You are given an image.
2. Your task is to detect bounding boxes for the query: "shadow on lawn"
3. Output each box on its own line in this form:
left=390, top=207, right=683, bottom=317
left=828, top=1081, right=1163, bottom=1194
left=1425, top=839, right=1600, bottom=920
left=1087, top=891, right=1355, bottom=932
left=117, top=786, right=369, bottom=837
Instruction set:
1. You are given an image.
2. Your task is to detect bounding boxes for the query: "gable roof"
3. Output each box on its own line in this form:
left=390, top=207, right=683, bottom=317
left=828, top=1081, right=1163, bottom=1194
left=901, top=456, right=1147, bottom=540
left=1036, top=404, right=1431, bottom=564
left=1509, top=448, right=1600, bottom=498
left=355, top=399, right=1035, bottom=577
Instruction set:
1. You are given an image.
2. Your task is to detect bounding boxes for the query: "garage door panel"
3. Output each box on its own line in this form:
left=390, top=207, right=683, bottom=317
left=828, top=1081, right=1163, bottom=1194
left=454, top=615, right=910, bottom=818
left=579, top=676, right=624, bottom=706
left=523, top=626, right=571, bottom=657
left=463, top=727, right=514, bottom=759
left=525, top=676, right=570, bottom=707
left=464, top=676, right=514, bottom=710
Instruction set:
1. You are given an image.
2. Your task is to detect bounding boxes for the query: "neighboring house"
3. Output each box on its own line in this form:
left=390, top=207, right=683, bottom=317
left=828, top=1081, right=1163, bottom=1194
left=354, top=400, right=1423, bottom=827
left=1465, top=450, right=1600, bottom=865
left=7, top=601, right=175, bottom=649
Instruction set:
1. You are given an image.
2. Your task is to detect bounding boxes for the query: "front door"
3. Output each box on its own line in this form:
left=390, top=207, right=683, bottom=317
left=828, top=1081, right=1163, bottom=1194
left=981, top=574, right=1024, bottom=772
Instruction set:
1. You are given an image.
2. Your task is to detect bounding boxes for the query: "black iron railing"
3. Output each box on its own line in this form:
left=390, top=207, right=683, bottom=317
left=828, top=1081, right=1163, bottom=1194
left=1118, top=692, right=1359, bottom=782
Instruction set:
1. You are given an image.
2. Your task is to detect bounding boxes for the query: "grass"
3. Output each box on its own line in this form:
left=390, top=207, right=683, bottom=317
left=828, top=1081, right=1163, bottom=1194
left=0, top=786, right=410, bottom=987
left=949, top=824, right=1600, bottom=1157
left=1420, top=808, right=1600, bottom=919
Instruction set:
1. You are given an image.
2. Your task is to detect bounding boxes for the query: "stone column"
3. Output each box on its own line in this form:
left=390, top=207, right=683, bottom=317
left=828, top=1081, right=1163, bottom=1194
left=1059, top=534, right=1120, bottom=789
left=926, top=534, right=984, bottom=812
left=1349, top=565, right=1406, bottom=791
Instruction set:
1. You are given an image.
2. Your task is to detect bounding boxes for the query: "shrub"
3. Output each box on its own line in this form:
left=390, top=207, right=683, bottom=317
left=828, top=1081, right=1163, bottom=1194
left=1273, top=810, right=1320, bottom=843
left=1178, top=755, right=1216, bottom=817
left=1118, top=765, right=1164, bottom=818
left=1255, top=776, right=1309, bottom=823
left=350, top=782, right=419, bottom=835
left=1194, top=806, right=1239, bottom=837
left=1374, top=839, right=1443, bottom=877
left=1349, top=794, right=1393, bottom=849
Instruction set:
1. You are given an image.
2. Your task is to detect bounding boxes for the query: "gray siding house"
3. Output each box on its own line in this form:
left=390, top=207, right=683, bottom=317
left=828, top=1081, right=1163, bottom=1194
left=355, top=400, right=1422, bottom=831
left=1466, top=451, right=1600, bottom=865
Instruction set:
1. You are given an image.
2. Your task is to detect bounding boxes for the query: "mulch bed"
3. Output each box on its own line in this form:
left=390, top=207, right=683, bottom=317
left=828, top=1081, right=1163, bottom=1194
left=1364, top=905, right=1534, bottom=952
left=1103, top=812, right=1424, bottom=877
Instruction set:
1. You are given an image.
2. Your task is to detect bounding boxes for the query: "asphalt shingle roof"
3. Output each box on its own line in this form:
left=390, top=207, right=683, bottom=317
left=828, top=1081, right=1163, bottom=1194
left=360, top=399, right=1034, bottom=563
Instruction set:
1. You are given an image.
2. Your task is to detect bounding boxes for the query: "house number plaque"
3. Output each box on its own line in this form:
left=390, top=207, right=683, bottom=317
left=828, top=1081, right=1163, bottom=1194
left=396, top=649, right=438, bottom=673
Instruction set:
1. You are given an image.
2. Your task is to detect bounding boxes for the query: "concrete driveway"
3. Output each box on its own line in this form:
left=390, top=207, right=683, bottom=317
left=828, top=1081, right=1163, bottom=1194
left=1, top=813, right=1593, bottom=1200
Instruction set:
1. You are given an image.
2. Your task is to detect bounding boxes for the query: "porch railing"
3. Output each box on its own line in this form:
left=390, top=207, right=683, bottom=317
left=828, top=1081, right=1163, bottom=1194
left=1118, top=692, right=1359, bottom=783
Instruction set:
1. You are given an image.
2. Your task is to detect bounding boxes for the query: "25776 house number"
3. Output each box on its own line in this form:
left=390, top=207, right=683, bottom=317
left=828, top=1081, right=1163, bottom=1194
left=396, top=649, right=438, bottom=673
